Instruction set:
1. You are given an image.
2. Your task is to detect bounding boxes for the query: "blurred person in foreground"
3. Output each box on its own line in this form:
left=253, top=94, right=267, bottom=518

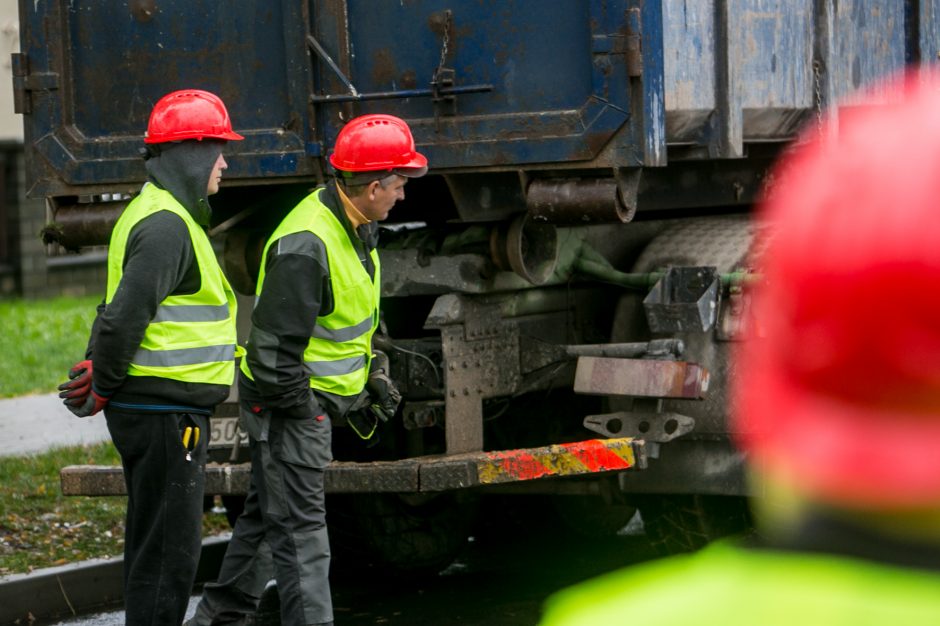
left=539, top=71, right=940, bottom=625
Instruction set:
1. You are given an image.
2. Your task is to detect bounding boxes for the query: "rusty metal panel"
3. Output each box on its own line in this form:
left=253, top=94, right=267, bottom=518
left=573, top=356, right=710, bottom=399
left=333, top=0, right=648, bottom=168
left=19, top=0, right=928, bottom=205
left=18, top=0, right=317, bottom=198
left=663, top=0, right=915, bottom=152
left=426, top=295, right=521, bottom=454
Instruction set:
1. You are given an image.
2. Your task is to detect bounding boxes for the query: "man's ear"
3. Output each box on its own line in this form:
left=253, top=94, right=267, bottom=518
left=367, top=179, right=381, bottom=200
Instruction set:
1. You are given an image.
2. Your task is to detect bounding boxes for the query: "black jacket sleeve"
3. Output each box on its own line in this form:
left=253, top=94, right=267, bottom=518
left=245, top=231, right=332, bottom=419
left=89, top=211, right=194, bottom=396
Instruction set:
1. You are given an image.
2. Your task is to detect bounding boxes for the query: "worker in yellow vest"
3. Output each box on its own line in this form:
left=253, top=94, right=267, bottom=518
left=187, top=114, right=426, bottom=626
left=539, top=71, right=940, bottom=625
left=57, top=89, right=242, bottom=625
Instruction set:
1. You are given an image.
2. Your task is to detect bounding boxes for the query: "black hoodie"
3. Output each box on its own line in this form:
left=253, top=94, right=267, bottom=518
left=86, top=140, right=230, bottom=414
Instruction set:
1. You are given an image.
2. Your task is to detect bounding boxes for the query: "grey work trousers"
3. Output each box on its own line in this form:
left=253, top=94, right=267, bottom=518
left=194, top=410, right=333, bottom=626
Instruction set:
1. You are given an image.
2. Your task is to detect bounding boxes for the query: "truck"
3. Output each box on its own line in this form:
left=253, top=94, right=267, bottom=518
left=15, top=0, right=937, bottom=572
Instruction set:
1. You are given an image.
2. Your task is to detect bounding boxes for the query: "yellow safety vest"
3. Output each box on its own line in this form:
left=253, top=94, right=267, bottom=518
left=540, top=540, right=940, bottom=626
left=106, top=184, right=238, bottom=385
left=242, top=188, right=380, bottom=398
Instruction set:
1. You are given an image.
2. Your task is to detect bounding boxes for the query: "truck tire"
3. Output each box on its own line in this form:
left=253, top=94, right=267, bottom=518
left=636, top=494, right=752, bottom=555
left=327, top=492, right=475, bottom=578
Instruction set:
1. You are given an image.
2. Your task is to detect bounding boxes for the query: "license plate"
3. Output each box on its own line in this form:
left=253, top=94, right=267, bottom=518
left=209, top=416, right=248, bottom=449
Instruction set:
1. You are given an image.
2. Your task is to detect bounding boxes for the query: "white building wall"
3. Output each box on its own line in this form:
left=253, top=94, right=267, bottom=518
left=0, top=4, right=22, bottom=142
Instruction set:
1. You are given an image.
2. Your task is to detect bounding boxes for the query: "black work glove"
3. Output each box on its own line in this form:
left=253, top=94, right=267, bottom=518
left=58, top=360, right=110, bottom=418
left=342, top=352, right=400, bottom=443
left=366, top=350, right=401, bottom=422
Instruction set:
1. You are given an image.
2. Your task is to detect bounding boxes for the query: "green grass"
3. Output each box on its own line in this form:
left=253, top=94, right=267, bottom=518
left=0, top=442, right=232, bottom=576
left=0, top=295, right=103, bottom=398
left=0, top=295, right=233, bottom=575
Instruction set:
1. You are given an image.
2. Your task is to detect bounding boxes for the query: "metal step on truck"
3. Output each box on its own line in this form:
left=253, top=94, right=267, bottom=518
left=16, top=0, right=939, bottom=572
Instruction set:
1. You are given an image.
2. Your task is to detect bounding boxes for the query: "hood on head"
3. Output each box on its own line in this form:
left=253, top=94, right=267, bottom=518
left=144, top=139, right=225, bottom=226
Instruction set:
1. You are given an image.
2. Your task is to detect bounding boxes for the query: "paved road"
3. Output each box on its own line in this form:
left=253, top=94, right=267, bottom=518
left=0, top=392, right=111, bottom=457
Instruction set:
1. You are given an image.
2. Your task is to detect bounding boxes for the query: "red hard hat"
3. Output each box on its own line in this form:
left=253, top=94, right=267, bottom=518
left=145, top=89, right=244, bottom=144
left=329, top=114, right=428, bottom=175
left=733, top=70, right=940, bottom=509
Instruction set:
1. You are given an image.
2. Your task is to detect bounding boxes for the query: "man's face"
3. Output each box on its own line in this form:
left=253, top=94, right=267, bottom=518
left=206, top=153, right=227, bottom=196
left=361, top=176, right=407, bottom=221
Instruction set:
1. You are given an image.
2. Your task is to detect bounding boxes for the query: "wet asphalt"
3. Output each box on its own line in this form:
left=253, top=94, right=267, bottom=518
left=43, top=517, right=656, bottom=626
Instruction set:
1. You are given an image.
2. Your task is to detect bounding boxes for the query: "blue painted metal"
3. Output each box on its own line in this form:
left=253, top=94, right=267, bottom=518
left=15, top=0, right=937, bottom=199
left=920, top=0, right=940, bottom=62
left=321, top=0, right=640, bottom=169
left=18, top=0, right=316, bottom=195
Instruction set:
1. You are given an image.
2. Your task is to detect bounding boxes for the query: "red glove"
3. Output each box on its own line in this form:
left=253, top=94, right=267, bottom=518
left=58, top=360, right=93, bottom=401
left=67, top=390, right=109, bottom=418
left=58, top=360, right=109, bottom=417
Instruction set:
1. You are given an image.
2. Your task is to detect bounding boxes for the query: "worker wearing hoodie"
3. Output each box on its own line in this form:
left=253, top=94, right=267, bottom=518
left=58, top=89, right=243, bottom=626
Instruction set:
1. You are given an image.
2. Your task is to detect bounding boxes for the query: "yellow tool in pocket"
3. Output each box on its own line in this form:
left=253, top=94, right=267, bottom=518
left=182, top=426, right=201, bottom=461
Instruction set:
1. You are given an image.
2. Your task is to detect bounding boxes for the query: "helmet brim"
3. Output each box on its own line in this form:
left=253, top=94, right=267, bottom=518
left=144, top=129, right=244, bottom=144
left=216, top=129, right=245, bottom=141
left=394, top=164, right=428, bottom=178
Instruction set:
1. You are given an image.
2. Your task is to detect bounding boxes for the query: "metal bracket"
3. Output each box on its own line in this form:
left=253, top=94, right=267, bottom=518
left=432, top=66, right=457, bottom=119
left=574, top=356, right=710, bottom=399
left=425, top=294, right=521, bottom=454
left=305, top=34, right=359, bottom=98
left=583, top=411, right=695, bottom=443
left=614, top=167, right=642, bottom=222
left=307, top=10, right=492, bottom=107
left=716, top=286, right=755, bottom=341
left=309, top=83, right=493, bottom=105
left=643, top=266, right=721, bottom=333
left=11, top=53, right=59, bottom=115
left=402, top=400, right=445, bottom=430
left=625, top=8, right=643, bottom=77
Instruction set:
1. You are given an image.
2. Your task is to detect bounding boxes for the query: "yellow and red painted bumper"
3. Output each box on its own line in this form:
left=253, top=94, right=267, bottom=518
left=61, top=437, right=645, bottom=496
left=472, top=438, right=643, bottom=485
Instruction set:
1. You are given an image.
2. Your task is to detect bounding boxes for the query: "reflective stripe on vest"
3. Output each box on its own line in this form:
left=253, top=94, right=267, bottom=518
left=107, top=184, right=238, bottom=385
left=151, top=303, right=230, bottom=323
left=243, top=187, right=379, bottom=397
left=311, top=314, right=374, bottom=343
left=134, top=344, right=236, bottom=367
left=304, top=354, right=367, bottom=378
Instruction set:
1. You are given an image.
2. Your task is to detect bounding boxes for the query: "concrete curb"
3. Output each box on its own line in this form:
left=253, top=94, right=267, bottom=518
left=0, top=534, right=230, bottom=626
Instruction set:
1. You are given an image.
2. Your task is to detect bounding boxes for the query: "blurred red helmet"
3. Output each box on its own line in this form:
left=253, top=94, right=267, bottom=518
left=145, top=89, right=244, bottom=144
left=733, top=71, right=940, bottom=509
left=329, top=114, right=427, bottom=176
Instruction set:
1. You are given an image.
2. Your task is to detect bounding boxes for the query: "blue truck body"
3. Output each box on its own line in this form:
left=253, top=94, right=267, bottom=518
left=16, top=0, right=940, bottom=567
left=17, top=1, right=934, bottom=196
